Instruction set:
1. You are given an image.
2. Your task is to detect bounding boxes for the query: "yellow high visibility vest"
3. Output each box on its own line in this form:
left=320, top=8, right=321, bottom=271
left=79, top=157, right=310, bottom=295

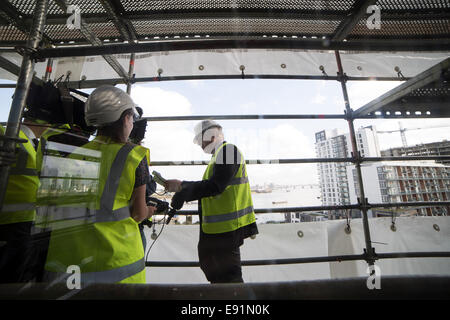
left=201, top=143, right=255, bottom=234
left=0, top=125, right=39, bottom=225
left=44, top=136, right=147, bottom=284
left=143, top=146, right=151, bottom=224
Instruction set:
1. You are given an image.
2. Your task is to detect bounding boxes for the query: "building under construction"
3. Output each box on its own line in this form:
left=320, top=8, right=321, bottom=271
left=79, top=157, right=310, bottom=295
left=382, top=140, right=450, bottom=165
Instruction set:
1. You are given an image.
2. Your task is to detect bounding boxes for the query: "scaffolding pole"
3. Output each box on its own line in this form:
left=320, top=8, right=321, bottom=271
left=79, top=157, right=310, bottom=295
left=146, top=251, right=450, bottom=268
left=43, top=58, right=53, bottom=82
left=61, top=75, right=406, bottom=89
left=33, top=38, right=450, bottom=59
left=0, top=0, right=49, bottom=210
left=173, top=201, right=450, bottom=216
left=335, top=50, right=376, bottom=266
left=126, top=53, right=135, bottom=94
left=149, top=155, right=450, bottom=166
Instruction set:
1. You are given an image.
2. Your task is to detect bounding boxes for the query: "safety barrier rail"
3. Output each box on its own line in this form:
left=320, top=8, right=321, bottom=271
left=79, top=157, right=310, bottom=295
left=146, top=251, right=450, bottom=268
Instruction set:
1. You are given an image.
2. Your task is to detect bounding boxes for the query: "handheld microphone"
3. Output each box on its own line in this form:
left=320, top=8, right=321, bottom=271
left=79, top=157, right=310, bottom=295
left=152, top=170, right=167, bottom=187
left=166, top=208, right=177, bottom=225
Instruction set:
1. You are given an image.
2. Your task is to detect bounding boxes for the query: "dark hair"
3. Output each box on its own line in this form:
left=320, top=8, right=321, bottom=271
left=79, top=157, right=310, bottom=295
left=98, top=109, right=134, bottom=143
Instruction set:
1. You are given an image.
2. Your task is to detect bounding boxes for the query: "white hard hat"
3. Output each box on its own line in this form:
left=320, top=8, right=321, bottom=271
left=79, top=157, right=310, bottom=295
left=193, top=119, right=222, bottom=144
left=85, top=85, right=139, bottom=127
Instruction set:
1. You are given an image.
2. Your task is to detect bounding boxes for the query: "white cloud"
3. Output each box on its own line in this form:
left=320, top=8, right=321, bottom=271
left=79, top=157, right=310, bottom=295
left=311, top=93, right=326, bottom=105
left=130, top=85, right=192, bottom=117
left=186, top=80, right=205, bottom=88
left=346, top=81, right=400, bottom=109
left=239, top=101, right=258, bottom=112
left=256, top=124, right=315, bottom=159
left=129, top=85, right=207, bottom=170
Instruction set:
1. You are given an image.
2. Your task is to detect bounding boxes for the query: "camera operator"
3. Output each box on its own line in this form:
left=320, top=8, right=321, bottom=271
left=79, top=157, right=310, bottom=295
left=129, top=107, right=157, bottom=252
left=44, top=85, right=155, bottom=284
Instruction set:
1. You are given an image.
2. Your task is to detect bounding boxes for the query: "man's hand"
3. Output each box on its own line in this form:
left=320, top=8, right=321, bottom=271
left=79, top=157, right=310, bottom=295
left=165, top=179, right=182, bottom=192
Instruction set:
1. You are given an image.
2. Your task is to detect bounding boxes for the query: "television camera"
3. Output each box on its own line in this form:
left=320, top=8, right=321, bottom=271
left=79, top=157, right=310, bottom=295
left=144, top=196, right=177, bottom=226
left=24, top=81, right=95, bottom=134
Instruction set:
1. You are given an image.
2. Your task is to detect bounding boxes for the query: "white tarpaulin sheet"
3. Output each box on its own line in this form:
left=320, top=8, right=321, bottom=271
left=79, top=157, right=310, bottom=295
left=144, top=216, right=450, bottom=284
left=1, top=50, right=448, bottom=82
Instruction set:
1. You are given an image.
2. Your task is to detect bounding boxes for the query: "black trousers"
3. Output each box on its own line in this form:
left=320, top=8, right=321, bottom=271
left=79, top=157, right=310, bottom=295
left=198, top=245, right=244, bottom=284
left=0, top=222, right=32, bottom=283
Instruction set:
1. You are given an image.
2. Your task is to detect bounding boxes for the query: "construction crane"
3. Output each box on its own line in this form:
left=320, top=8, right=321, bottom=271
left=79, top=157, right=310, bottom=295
left=375, top=122, right=450, bottom=147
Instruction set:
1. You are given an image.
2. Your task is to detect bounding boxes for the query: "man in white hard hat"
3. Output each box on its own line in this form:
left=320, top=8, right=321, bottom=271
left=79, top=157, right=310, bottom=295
left=165, top=120, right=258, bottom=283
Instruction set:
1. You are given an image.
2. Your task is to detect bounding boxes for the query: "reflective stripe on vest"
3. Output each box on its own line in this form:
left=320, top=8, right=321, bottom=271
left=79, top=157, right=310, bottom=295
left=229, top=176, right=249, bottom=186
left=100, top=144, right=134, bottom=213
left=203, top=205, right=254, bottom=224
left=46, top=257, right=145, bottom=285
left=201, top=142, right=256, bottom=234
left=2, top=203, right=36, bottom=212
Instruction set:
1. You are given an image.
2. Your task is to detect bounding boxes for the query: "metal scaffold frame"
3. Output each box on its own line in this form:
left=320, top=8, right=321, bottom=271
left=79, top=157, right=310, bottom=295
left=0, top=0, right=449, bottom=284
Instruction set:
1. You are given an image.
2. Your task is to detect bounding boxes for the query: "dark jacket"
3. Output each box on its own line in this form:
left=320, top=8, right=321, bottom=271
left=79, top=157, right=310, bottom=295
left=173, top=142, right=258, bottom=250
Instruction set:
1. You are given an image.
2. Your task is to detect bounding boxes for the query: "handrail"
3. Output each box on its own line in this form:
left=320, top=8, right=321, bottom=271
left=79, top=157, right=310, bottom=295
left=145, top=251, right=450, bottom=267
left=151, top=158, right=354, bottom=166
left=150, top=155, right=450, bottom=166
left=143, top=114, right=347, bottom=121
left=62, top=75, right=407, bottom=89
left=173, top=201, right=450, bottom=216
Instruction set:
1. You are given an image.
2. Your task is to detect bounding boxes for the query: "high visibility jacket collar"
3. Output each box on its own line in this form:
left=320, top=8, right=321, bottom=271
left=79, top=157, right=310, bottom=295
left=20, top=124, right=36, bottom=142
